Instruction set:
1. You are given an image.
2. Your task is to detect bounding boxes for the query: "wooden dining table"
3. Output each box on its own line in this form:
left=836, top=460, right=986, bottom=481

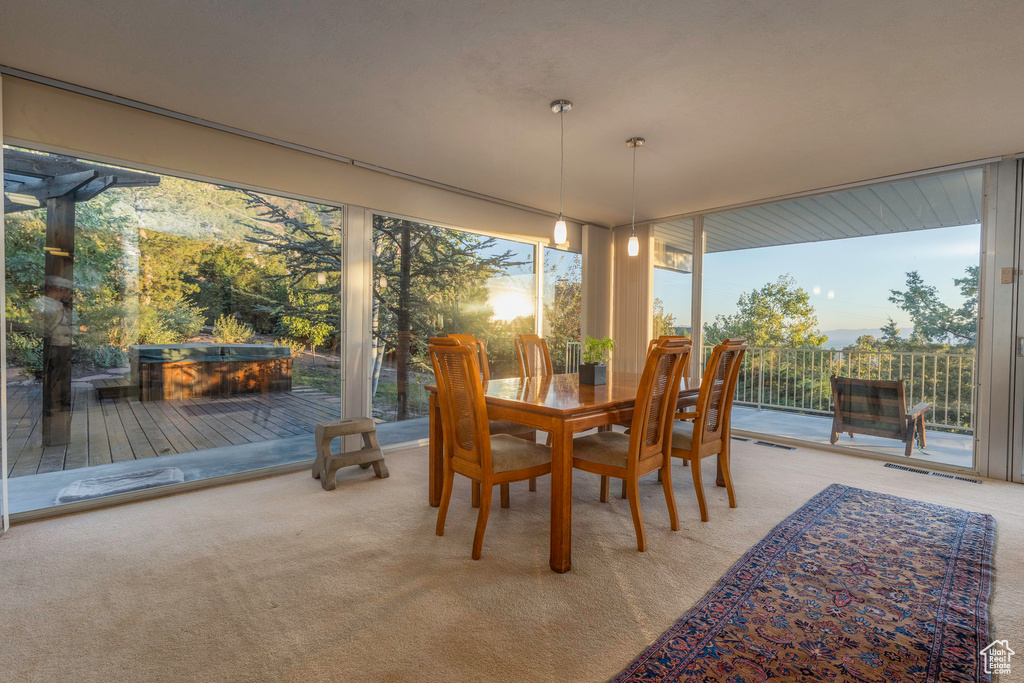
left=425, top=370, right=716, bottom=573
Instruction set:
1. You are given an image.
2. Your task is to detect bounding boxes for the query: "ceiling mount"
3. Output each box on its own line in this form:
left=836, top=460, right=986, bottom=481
left=626, top=137, right=645, bottom=148
left=550, top=99, right=573, bottom=114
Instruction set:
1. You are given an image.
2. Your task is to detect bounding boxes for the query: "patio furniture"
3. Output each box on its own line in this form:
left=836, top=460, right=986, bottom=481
left=671, top=338, right=747, bottom=522
left=129, top=343, right=292, bottom=401
left=571, top=337, right=689, bottom=551
left=428, top=340, right=552, bottom=560
left=312, top=417, right=388, bottom=491
left=515, top=334, right=553, bottom=379
left=829, top=376, right=930, bottom=457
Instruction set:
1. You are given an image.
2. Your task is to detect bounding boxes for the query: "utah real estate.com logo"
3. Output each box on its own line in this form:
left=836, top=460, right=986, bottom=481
left=980, top=640, right=1014, bottom=676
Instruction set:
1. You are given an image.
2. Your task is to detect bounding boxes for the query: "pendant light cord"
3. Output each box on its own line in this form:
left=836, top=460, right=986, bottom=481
left=559, top=110, right=564, bottom=219
left=630, top=143, right=636, bottom=234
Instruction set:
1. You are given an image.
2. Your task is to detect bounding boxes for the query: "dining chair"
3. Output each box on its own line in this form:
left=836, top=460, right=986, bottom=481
left=515, top=334, right=553, bottom=379
left=429, top=341, right=552, bottom=560
left=609, top=336, right=691, bottom=440
left=570, top=337, right=690, bottom=552
left=670, top=338, right=747, bottom=522
left=434, top=335, right=540, bottom=500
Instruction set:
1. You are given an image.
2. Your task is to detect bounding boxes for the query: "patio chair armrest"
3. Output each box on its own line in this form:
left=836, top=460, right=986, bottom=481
left=907, top=402, right=931, bottom=420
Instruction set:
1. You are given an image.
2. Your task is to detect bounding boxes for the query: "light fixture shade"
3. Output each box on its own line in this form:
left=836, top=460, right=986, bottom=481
left=554, top=219, right=568, bottom=246
left=627, top=233, right=639, bottom=256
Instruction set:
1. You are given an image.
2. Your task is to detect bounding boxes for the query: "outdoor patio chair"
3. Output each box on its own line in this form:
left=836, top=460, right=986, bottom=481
left=829, top=376, right=930, bottom=457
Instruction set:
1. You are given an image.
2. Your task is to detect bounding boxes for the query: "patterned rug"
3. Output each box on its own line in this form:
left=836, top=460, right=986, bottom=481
left=614, top=484, right=995, bottom=683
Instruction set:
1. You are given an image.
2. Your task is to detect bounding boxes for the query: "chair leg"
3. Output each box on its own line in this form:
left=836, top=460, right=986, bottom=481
left=626, top=476, right=647, bottom=552
left=621, top=478, right=627, bottom=499
left=718, top=451, right=736, bottom=508
left=472, top=482, right=493, bottom=560
left=500, top=483, right=510, bottom=508
left=661, top=461, right=679, bottom=531
left=691, top=457, right=709, bottom=523
left=529, top=477, right=537, bottom=492
left=600, top=475, right=609, bottom=502
left=472, top=481, right=481, bottom=508
left=904, top=422, right=916, bottom=457
left=436, top=468, right=456, bottom=536
left=918, top=417, right=927, bottom=449
left=657, top=469, right=662, bottom=483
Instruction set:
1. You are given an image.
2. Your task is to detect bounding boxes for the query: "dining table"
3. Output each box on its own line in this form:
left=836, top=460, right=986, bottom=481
left=425, top=370, right=718, bottom=573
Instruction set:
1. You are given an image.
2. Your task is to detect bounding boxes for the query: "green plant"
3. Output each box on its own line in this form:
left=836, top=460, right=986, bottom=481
left=213, top=314, right=255, bottom=344
left=90, top=344, right=128, bottom=368
left=582, top=335, right=614, bottom=365
left=274, top=337, right=306, bottom=357
left=7, top=331, right=43, bottom=379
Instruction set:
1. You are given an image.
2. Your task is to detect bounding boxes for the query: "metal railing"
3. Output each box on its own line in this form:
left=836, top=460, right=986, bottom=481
left=700, top=346, right=975, bottom=433
left=564, top=340, right=582, bottom=374
left=564, top=341, right=975, bottom=433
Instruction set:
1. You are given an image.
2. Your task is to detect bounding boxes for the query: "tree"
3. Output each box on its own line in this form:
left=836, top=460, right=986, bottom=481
left=372, top=216, right=526, bottom=419
left=652, top=298, right=677, bottom=338
left=704, top=275, right=827, bottom=348
left=543, top=256, right=582, bottom=371
left=888, top=266, right=977, bottom=346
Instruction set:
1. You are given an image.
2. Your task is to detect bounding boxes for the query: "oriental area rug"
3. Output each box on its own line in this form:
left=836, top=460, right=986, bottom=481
left=614, top=484, right=995, bottom=683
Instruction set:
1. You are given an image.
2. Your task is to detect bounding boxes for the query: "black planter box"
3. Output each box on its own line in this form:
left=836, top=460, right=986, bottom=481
left=579, top=363, right=607, bottom=385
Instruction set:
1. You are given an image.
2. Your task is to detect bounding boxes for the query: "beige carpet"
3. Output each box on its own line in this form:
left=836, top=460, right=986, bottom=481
left=1, top=440, right=1021, bottom=682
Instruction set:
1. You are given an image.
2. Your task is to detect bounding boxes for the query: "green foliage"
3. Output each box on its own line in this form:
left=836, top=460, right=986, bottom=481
left=704, top=275, right=827, bottom=348
left=279, top=315, right=332, bottom=349
left=888, top=266, right=978, bottom=346
left=137, top=304, right=205, bottom=345
left=213, top=314, right=255, bottom=344
left=582, top=335, right=614, bottom=365
left=652, top=298, right=678, bottom=338
left=543, top=253, right=582, bottom=372
left=274, top=337, right=307, bottom=357
left=88, top=345, right=129, bottom=369
left=7, top=331, right=42, bottom=378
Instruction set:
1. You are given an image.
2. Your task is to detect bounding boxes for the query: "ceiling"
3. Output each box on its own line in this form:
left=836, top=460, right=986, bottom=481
left=657, top=167, right=983, bottom=253
left=2, top=1, right=1022, bottom=228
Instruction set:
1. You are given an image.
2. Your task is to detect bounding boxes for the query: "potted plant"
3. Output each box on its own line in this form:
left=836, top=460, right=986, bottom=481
left=579, top=335, right=614, bottom=385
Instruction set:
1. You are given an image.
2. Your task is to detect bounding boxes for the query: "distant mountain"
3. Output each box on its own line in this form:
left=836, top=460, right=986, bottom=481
left=820, top=327, right=913, bottom=350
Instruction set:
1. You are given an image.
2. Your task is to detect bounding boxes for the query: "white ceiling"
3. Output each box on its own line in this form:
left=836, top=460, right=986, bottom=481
left=2, top=1, right=1023, bottom=228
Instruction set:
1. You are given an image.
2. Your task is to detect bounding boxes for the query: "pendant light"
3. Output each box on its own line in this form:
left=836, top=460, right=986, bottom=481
left=626, top=137, right=645, bottom=256
left=551, top=100, right=572, bottom=246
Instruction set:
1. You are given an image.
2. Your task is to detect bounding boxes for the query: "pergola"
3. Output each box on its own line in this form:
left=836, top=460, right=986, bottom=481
left=3, top=149, right=159, bottom=446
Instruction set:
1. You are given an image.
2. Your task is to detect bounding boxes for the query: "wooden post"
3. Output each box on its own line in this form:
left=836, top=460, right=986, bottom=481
left=42, top=195, right=75, bottom=446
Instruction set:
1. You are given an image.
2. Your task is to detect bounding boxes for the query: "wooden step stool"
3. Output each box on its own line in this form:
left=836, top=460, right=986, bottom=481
left=93, top=377, right=139, bottom=400
left=312, top=417, right=389, bottom=490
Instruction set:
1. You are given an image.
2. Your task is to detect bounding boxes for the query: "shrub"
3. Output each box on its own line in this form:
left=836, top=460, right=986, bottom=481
left=8, top=331, right=43, bottom=379
left=90, top=344, right=129, bottom=368
left=274, top=338, right=306, bottom=357
left=213, top=314, right=255, bottom=344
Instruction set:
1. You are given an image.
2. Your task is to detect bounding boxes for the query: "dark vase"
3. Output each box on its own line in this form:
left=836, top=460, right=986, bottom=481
left=579, top=362, right=607, bottom=385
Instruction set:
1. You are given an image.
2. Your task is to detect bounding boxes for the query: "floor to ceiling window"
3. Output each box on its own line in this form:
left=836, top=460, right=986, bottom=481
left=541, top=246, right=582, bottom=373
left=3, top=145, right=343, bottom=514
left=370, top=215, right=536, bottom=441
left=701, top=168, right=982, bottom=470
left=651, top=219, right=694, bottom=339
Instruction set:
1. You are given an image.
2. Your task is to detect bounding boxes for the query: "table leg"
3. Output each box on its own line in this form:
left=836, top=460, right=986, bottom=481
left=549, top=420, right=573, bottom=573
left=428, top=392, right=443, bottom=507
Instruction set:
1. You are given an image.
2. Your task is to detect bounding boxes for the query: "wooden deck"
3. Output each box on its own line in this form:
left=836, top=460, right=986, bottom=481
left=5, top=383, right=341, bottom=477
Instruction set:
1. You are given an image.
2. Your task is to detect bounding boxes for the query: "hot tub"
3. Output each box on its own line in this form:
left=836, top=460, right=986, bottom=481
left=129, top=343, right=292, bottom=401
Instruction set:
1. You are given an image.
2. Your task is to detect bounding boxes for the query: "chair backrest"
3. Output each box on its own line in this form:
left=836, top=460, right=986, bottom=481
left=446, top=333, right=490, bottom=381
left=830, top=376, right=908, bottom=439
left=693, top=338, right=747, bottom=450
left=515, top=334, right=553, bottom=379
left=649, top=336, right=693, bottom=389
left=626, top=337, right=691, bottom=466
left=428, top=341, right=492, bottom=471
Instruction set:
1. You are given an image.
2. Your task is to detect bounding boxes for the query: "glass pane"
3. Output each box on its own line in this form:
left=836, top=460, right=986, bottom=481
left=652, top=219, right=694, bottom=338
left=3, top=145, right=343, bottom=514
left=702, top=168, right=981, bottom=469
left=542, top=247, right=582, bottom=373
left=371, top=217, right=535, bottom=438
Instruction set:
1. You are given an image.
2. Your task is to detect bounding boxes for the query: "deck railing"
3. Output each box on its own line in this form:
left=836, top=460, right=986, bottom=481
left=564, top=340, right=582, bottom=374
left=564, top=341, right=975, bottom=433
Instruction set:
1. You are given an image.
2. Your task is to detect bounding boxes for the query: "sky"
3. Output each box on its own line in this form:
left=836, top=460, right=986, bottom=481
left=655, top=223, right=981, bottom=338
